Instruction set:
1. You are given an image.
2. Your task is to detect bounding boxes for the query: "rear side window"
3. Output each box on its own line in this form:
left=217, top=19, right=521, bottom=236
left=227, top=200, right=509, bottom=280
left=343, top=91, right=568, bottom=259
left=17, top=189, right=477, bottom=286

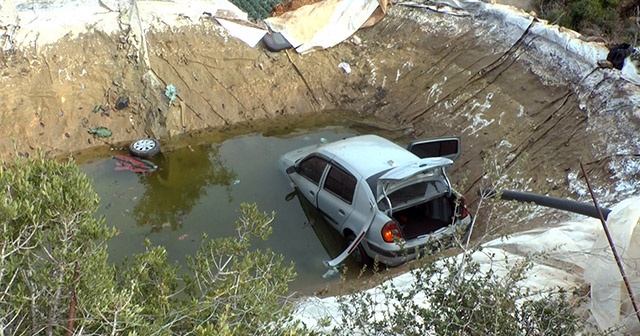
left=408, top=138, right=459, bottom=160
left=323, top=166, right=357, bottom=204
left=299, top=156, right=328, bottom=184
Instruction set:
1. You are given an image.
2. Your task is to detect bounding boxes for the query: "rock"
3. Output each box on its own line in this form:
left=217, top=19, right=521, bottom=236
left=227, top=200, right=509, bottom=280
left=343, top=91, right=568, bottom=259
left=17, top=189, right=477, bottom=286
left=597, top=60, right=614, bottom=69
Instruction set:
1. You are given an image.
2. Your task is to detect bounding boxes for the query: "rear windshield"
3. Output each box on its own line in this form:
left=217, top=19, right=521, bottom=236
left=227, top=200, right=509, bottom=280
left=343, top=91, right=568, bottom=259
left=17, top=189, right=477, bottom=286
left=377, top=179, right=448, bottom=211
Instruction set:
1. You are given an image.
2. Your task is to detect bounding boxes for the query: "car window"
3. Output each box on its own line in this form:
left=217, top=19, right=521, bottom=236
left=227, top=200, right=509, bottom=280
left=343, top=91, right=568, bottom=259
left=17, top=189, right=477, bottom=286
left=408, top=137, right=460, bottom=161
left=323, top=165, right=356, bottom=204
left=299, top=156, right=328, bottom=184
left=378, top=180, right=448, bottom=211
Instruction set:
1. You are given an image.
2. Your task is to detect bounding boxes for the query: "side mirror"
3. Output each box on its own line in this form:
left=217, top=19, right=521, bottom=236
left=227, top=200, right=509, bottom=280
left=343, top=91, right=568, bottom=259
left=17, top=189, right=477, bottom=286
left=286, top=166, right=296, bottom=174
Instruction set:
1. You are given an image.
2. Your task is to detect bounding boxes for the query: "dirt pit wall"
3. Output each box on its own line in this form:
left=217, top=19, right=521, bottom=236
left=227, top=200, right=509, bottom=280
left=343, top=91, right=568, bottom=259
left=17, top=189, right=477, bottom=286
left=1, top=5, right=639, bottom=217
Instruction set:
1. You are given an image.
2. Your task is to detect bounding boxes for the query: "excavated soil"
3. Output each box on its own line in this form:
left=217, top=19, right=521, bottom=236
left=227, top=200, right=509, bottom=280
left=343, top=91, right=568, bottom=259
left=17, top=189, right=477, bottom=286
left=1, top=4, right=635, bottom=255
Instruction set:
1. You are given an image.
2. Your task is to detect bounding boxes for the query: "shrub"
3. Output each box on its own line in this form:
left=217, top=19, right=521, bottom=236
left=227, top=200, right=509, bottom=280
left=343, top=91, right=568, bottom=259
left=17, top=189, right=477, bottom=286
left=0, top=154, right=300, bottom=335
left=329, top=250, right=586, bottom=335
left=228, top=0, right=285, bottom=20
left=532, top=0, right=636, bottom=41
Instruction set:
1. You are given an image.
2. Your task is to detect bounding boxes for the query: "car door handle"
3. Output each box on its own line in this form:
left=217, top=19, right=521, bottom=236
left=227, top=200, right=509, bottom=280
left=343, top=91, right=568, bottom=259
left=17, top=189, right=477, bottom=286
left=338, top=209, right=345, bottom=215
left=309, top=190, right=315, bottom=196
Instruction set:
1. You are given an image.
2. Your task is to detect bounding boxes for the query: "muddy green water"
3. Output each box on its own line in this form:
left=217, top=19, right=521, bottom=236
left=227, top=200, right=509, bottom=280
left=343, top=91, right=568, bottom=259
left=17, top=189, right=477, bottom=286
left=80, top=126, right=363, bottom=293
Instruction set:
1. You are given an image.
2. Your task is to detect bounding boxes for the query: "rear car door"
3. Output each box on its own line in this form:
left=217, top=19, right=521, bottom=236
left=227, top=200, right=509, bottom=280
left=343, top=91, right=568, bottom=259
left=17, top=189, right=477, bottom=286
left=407, top=137, right=460, bottom=161
left=317, top=164, right=356, bottom=227
left=295, top=155, right=330, bottom=206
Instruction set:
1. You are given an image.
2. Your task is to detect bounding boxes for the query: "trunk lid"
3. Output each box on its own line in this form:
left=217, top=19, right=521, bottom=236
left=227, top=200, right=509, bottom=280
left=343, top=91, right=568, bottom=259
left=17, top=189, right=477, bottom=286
left=376, top=157, right=453, bottom=210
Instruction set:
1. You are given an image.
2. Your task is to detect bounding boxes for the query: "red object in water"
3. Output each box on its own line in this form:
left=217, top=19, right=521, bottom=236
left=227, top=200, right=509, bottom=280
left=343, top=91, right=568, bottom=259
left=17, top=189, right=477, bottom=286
left=113, top=155, right=157, bottom=173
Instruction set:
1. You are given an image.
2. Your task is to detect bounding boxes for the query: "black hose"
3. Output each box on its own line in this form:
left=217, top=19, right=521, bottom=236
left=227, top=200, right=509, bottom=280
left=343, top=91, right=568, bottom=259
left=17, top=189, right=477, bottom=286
left=478, top=188, right=611, bottom=220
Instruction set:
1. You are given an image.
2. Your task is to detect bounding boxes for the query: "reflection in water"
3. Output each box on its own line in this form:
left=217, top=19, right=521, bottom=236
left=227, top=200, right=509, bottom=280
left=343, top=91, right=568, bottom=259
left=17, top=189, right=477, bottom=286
left=134, top=143, right=236, bottom=232
left=81, top=127, right=363, bottom=293
left=287, top=188, right=361, bottom=277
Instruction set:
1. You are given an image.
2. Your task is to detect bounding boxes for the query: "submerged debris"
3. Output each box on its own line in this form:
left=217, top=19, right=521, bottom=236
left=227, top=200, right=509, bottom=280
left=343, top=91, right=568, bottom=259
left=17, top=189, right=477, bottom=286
left=113, top=154, right=157, bottom=173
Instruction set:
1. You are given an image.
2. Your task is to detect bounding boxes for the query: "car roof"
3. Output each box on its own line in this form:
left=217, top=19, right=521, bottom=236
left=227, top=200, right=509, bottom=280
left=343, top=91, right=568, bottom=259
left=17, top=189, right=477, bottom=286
left=317, top=134, right=419, bottom=179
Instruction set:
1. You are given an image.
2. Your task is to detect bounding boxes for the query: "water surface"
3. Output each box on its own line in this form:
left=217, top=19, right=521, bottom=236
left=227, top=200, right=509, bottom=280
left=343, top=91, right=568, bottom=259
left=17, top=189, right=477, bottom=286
left=81, top=127, right=359, bottom=293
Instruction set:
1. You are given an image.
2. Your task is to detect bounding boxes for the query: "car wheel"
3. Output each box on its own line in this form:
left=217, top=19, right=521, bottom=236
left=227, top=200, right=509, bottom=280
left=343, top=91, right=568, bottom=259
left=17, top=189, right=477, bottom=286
left=129, top=138, right=161, bottom=158
left=347, top=233, right=371, bottom=266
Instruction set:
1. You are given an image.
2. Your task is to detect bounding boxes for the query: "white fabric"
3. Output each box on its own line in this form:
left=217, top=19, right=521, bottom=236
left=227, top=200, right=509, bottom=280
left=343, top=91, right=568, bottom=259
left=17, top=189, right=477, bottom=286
left=293, top=197, right=640, bottom=334
left=264, top=0, right=380, bottom=54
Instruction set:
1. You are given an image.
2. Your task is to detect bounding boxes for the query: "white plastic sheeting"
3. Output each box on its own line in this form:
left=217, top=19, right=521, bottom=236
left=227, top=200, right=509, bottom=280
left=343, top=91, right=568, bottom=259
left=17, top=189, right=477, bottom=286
left=293, top=197, right=640, bottom=334
left=584, top=198, right=640, bottom=332
left=1, top=0, right=259, bottom=50
left=264, top=0, right=380, bottom=54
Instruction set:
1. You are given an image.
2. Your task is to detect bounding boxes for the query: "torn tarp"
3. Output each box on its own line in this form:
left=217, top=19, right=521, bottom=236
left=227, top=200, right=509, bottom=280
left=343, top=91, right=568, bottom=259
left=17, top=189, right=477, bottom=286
left=265, top=0, right=389, bottom=54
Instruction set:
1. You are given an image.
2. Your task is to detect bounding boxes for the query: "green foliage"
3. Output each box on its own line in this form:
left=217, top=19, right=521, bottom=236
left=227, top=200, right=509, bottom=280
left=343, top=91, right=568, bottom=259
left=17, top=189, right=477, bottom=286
left=228, top=0, right=285, bottom=21
left=0, top=154, right=301, bottom=335
left=330, top=250, right=585, bottom=335
left=533, top=0, right=631, bottom=40
left=564, top=0, right=620, bottom=35
left=0, top=153, right=114, bottom=334
left=0, top=153, right=587, bottom=336
left=179, top=203, right=298, bottom=334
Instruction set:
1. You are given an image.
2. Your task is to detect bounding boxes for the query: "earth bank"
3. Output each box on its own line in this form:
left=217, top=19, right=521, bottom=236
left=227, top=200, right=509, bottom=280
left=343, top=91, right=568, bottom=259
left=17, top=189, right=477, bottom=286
left=2, top=3, right=639, bottom=230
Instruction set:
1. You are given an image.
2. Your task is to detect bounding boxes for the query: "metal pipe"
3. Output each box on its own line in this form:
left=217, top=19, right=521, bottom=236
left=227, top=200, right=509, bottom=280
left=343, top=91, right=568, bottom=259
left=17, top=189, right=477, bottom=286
left=580, top=162, right=640, bottom=325
left=478, top=188, right=611, bottom=220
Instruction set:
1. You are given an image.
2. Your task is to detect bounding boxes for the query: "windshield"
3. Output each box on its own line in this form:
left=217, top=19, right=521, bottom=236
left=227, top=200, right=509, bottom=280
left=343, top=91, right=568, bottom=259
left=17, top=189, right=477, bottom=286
left=377, top=179, right=448, bottom=211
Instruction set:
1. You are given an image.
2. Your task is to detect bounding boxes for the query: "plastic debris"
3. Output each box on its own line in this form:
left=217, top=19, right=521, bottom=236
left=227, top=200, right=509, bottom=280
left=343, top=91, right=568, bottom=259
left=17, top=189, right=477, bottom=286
left=113, top=155, right=157, bottom=173
left=115, top=96, right=129, bottom=110
left=93, top=105, right=102, bottom=113
left=606, top=43, right=634, bottom=70
left=87, top=126, right=112, bottom=138
left=165, top=84, right=178, bottom=105
left=338, top=62, right=351, bottom=74
left=322, top=266, right=339, bottom=279
left=262, top=32, right=293, bottom=52
left=101, top=105, right=110, bottom=117
left=233, top=179, right=241, bottom=185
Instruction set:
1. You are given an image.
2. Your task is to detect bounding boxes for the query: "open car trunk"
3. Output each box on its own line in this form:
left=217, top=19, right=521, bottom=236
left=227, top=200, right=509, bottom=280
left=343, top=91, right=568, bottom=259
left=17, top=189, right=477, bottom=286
left=376, top=155, right=461, bottom=240
left=391, top=194, right=459, bottom=239
left=377, top=177, right=461, bottom=239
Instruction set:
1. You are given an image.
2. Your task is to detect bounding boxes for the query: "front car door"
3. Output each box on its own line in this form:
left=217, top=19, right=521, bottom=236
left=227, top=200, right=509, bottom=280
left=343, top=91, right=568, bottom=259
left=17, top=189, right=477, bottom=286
left=295, top=155, right=330, bottom=206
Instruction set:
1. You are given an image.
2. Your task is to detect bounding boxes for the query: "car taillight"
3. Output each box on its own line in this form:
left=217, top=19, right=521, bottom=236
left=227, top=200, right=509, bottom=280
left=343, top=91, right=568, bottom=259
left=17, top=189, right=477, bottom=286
left=459, top=197, right=469, bottom=219
left=382, top=221, right=403, bottom=243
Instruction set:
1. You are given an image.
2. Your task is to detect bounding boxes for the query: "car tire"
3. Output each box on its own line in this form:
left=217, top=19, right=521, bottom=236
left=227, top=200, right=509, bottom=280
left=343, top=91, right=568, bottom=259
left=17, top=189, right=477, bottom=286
left=347, top=233, right=371, bottom=266
left=129, top=138, right=161, bottom=158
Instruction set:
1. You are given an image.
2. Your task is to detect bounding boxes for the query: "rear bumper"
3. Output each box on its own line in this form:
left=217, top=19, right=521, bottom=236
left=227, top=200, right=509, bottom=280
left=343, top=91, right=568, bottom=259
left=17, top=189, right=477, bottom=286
left=365, top=217, right=472, bottom=266
left=366, top=242, right=420, bottom=266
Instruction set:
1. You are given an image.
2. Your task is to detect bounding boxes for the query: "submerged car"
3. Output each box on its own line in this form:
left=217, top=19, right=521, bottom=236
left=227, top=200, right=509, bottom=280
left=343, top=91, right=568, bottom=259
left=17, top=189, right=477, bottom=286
left=280, top=134, right=472, bottom=267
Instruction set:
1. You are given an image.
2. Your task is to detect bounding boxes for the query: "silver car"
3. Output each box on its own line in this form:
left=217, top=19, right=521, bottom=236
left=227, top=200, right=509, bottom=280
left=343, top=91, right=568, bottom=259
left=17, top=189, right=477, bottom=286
left=280, top=134, right=472, bottom=267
